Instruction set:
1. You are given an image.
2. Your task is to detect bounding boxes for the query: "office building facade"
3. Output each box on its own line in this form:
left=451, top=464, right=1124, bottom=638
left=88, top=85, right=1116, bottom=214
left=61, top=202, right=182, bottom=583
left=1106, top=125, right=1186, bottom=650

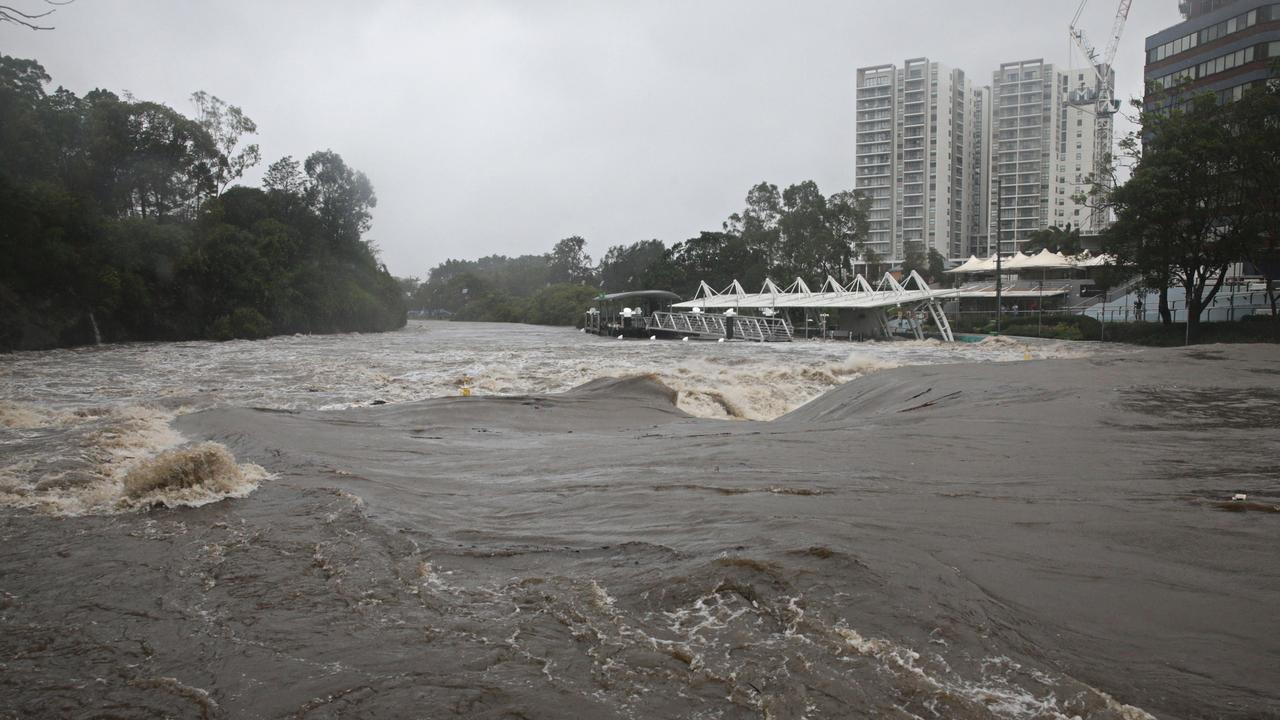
left=1145, top=0, right=1280, bottom=108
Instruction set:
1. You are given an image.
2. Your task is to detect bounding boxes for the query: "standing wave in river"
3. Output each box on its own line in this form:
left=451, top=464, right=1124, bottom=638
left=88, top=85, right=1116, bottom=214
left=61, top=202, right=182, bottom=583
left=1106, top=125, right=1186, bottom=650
left=0, top=321, right=1108, bottom=517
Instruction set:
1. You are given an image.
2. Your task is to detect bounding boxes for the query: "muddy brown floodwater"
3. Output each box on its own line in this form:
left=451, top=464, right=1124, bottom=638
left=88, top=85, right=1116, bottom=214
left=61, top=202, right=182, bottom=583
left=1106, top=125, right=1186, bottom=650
left=1, top=323, right=1276, bottom=719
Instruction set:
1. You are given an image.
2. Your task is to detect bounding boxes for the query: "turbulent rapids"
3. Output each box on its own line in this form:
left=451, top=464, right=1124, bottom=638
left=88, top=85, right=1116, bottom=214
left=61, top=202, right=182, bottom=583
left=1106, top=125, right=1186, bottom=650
left=1, top=322, right=1277, bottom=719
left=0, top=321, right=1093, bottom=517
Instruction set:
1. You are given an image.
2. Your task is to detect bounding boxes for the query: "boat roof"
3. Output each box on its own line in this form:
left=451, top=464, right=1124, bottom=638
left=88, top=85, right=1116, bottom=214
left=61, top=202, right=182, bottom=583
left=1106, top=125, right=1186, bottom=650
left=595, top=290, right=683, bottom=302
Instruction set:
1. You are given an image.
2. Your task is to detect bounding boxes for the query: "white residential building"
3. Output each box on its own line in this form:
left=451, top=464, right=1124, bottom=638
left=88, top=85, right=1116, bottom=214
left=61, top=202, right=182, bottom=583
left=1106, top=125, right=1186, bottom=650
left=989, top=59, right=1115, bottom=251
left=856, top=57, right=1115, bottom=261
left=854, top=59, right=989, bottom=264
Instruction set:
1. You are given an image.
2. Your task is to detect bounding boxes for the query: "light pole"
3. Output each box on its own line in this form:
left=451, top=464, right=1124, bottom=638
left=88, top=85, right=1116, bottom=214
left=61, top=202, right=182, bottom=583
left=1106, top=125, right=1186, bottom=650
left=995, top=178, right=1004, bottom=334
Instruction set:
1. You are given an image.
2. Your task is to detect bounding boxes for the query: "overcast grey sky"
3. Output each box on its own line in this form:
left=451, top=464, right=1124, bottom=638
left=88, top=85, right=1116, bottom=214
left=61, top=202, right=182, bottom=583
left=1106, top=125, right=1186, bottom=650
left=5, top=0, right=1183, bottom=277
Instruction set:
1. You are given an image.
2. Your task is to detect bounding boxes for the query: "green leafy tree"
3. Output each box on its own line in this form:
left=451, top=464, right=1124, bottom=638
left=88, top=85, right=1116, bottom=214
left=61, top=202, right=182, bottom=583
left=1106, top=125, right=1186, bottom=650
left=926, top=248, right=946, bottom=284
left=777, top=180, right=829, bottom=278
left=733, top=182, right=782, bottom=274
left=191, top=91, right=261, bottom=195
left=304, top=149, right=377, bottom=256
left=0, top=56, right=55, bottom=180
left=524, top=284, right=600, bottom=326
left=857, top=245, right=885, bottom=278
left=900, top=242, right=927, bottom=280
left=826, top=189, right=871, bottom=280
left=0, top=56, right=405, bottom=350
left=455, top=291, right=521, bottom=323
left=1100, top=91, right=1250, bottom=341
left=670, top=231, right=762, bottom=295
left=598, top=239, right=673, bottom=293
left=119, top=100, right=220, bottom=218
left=1023, top=224, right=1082, bottom=255
left=396, top=276, right=421, bottom=301
left=262, top=155, right=306, bottom=196
left=547, top=235, right=593, bottom=284
left=1233, top=77, right=1280, bottom=330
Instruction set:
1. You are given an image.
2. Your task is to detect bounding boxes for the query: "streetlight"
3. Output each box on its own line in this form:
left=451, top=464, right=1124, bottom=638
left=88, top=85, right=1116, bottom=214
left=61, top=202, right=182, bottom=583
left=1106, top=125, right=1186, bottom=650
left=995, top=177, right=1004, bottom=334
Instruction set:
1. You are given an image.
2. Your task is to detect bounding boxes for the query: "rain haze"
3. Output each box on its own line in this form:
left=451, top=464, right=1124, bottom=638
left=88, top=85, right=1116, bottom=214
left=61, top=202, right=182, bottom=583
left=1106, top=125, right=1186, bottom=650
left=5, top=2, right=1280, bottom=717
left=6, top=0, right=1183, bottom=277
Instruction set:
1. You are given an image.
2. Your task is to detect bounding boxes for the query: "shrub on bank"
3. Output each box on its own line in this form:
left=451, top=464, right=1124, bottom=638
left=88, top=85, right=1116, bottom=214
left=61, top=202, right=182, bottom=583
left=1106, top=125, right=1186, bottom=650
left=524, top=284, right=600, bottom=327
left=1100, top=318, right=1278, bottom=346
left=440, top=283, right=600, bottom=328
left=209, top=307, right=273, bottom=341
left=953, top=314, right=1099, bottom=341
left=957, top=313, right=1278, bottom=345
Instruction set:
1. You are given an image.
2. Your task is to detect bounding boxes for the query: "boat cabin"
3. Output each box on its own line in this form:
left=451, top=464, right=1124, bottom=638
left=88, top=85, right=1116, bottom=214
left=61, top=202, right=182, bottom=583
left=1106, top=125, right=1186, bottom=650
left=584, top=290, right=682, bottom=337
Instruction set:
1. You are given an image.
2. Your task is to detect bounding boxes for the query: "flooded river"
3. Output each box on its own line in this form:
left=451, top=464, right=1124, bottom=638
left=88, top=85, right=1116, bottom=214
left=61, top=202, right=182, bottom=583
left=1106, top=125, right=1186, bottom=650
left=2, top=322, right=1276, bottom=719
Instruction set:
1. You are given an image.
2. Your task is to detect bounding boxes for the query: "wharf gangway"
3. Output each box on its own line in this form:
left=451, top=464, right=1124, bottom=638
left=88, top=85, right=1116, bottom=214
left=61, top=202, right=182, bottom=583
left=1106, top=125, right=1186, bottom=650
left=672, top=271, right=958, bottom=342
left=646, top=311, right=794, bottom=342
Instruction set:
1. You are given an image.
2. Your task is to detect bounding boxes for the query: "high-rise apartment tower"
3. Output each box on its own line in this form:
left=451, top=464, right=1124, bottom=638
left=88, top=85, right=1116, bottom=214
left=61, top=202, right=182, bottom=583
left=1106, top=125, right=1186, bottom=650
left=989, top=59, right=1115, bottom=251
left=856, top=55, right=1112, bottom=261
left=854, top=59, right=990, bottom=263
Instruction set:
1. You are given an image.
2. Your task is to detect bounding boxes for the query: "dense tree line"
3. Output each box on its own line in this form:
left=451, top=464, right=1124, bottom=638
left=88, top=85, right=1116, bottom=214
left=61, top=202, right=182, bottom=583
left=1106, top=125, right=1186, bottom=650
left=407, top=181, right=874, bottom=326
left=1092, top=72, right=1279, bottom=340
left=0, top=55, right=405, bottom=351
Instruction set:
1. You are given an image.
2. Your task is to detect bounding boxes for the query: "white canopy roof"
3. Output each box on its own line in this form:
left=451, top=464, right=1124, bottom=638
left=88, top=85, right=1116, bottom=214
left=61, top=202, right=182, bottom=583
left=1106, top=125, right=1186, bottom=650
left=1007, top=249, right=1073, bottom=270
left=945, top=255, right=985, bottom=274
left=672, top=272, right=959, bottom=310
left=969, top=254, right=1002, bottom=273
left=1002, top=251, right=1031, bottom=270
left=947, top=250, right=1115, bottom=273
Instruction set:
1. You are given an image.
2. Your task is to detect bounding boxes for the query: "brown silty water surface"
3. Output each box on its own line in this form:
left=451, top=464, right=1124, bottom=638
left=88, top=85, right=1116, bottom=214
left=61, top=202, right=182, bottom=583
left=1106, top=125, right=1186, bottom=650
left=1, top=322, right=1277, bottom=719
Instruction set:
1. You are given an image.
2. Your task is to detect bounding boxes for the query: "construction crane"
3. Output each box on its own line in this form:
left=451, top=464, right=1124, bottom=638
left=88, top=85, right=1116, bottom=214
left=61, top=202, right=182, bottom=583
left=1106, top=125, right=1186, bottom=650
left=1069, top=0, right=1133, bottom=115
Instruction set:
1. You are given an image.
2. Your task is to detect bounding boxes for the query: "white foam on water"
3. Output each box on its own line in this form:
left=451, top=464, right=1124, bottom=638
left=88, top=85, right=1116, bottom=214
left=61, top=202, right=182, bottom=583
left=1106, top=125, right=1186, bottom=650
left=0, top=401, right=74, bottom=429
left=119, top=443, right=267, bottom=511
left=835, top=626, right=1157, bottom=720
left=0, top=321, right=1122, bottom=515
left=0, top=401, right=266, bottom=517
left=1, top=322, right=1120, bottom=421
